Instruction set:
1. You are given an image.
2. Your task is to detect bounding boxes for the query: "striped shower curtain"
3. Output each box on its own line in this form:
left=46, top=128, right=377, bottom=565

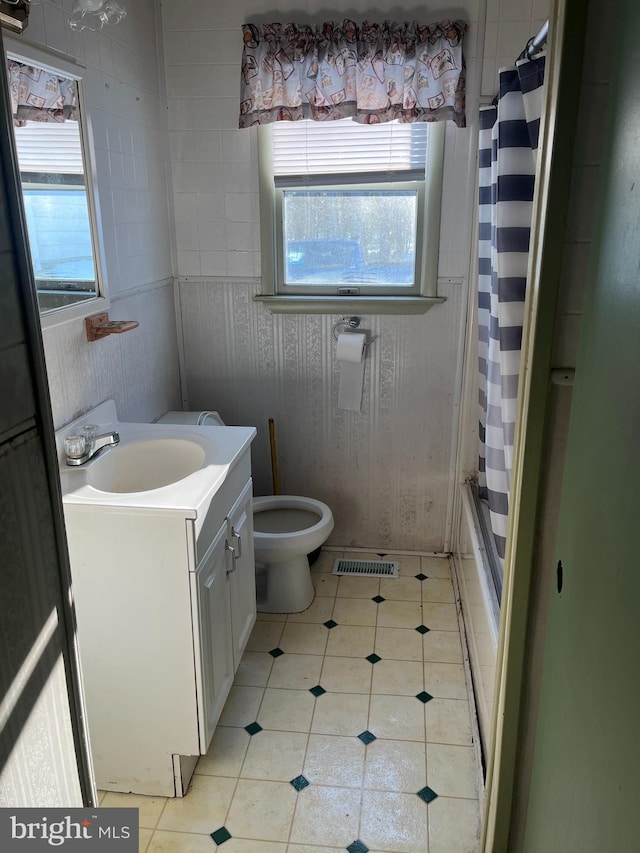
left=477, top=55, right=546, bottom=560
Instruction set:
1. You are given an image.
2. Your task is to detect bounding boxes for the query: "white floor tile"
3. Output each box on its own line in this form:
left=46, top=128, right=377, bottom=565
left=218, top=685, right=265, bottom=727
left=424, top=662, right=468, bottom=700
left=148, top=549, right=481, bottom=852
left=336, top=575, right=380, bottom=598
left=280, top=622, right=330, bottom=656
left=320, top=655, right=373, bottom=693
left=421, top=556, right=452, bottom=578
left=303, top=733, right=366, bottom=787
left=379, top=576, right=422, bottom=601
left=139, top=827, right=153, bottom=852
left=368, top=694, right=425, bottom=742
left=226, top=779, right=297, bottom=842
left=376, top=599, right=423, bottom=629
left=375, top=627, right=423, bottom=662
left=423, top=630, right=464, bottom=663
left=325, top=624, right=376, bottom=658
left=364, top=738, right=427, bottom=792
left=427, top=743, right=479, bottom=799
left=247, top=621, right=285, bottom=651
left=156, top=775, right=235, bottom=834
left=428, top=796, right=481, bottom=853
left=313, top=572, right=339, bottom=597
left=196, top=726, right=250, bottom=777
left=425, top=698, right=473, bottom=746
left=289, top=785, right=361, bottom=847
left=101, top=792, right=166, bottom=829
left=421, top=577, right=455, bottom=603
left=422, top=602, right=459, bottom=632
left=234, top=651, right=274, bottom=686
left=241, top=729, right=308, bottom=782
left=258, top=688, right=316, bottom=733
left=147, top=830, right=221, bottom=852
left=267, top=654, right=324, bottom=690
left=287, top=597, right=335, bottom=623
left=360, top=790, right=429, bottom=852
left=311, top=692, right=370, bottom=737
left=332, top=597, right=378, bottom=626
left=371, top=659, right=424, bottom=696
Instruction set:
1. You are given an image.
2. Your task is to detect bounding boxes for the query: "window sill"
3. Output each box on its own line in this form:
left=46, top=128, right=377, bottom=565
left=253, top=295, right=446, bottom=315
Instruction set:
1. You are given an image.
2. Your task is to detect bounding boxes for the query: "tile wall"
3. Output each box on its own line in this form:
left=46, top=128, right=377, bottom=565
left=19, top=0, right=181, bottom=428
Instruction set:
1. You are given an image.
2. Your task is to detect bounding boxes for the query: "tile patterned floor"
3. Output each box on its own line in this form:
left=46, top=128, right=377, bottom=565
left=101, top=551, right=482, bottom=853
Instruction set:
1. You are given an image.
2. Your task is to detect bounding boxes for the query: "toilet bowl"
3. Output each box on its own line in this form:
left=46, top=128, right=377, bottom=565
left=157, top=411, right=334, bottom=613
left=253, top=495, right=334, bottom=613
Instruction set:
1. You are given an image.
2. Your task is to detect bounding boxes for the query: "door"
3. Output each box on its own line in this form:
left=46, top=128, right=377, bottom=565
left=192, top=521, right=234, bottom=752
left=522, top=2, right=640, bottom=849
left=0, top=34, right=93, bottom=805
left=227, top=479, right=256, bottom=668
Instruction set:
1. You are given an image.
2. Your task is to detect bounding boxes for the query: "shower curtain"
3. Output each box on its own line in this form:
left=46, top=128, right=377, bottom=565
left=477, top=55, right=546, bottom=560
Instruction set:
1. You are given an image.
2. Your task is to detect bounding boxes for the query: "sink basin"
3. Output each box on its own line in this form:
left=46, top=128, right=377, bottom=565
left=87, top=438, right=207, bottom=493
left=55, top=401, right=256, bottom=540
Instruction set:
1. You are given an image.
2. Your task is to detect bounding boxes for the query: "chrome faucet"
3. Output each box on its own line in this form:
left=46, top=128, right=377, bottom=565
left=64, top=427, right=120, bottom=466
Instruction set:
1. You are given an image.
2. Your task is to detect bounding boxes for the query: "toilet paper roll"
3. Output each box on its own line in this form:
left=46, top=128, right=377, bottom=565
left=337, top=332, right=366, bottom=411
left=336, top=332, right=366, bottom=363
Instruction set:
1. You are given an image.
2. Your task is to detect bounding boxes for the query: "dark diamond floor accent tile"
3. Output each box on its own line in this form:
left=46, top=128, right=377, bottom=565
left=416, top=690, right=434, bottom=704
left=269, top=647, right=284, bottom=657
left=358, top=730, right=376, bottom=745
left=415, top=624, right=430, bottom=634
left=290, top=774, right=310, bottom=791
left=415, top=572, right=428, bottom=581
left=244, top=721, right=263, bottom=736
left=417, top=785, right=438, bottom=804
left=366, top=653, right=382, bottom=664
left=210, top=826, right=232, bottom=845
left=324, top=619, right=338, bottom=629
left=347, top=841, right=370, bottom=853
left=310, top=684, right=326, bottom=697
left=372, top=595, right=385, bottom=603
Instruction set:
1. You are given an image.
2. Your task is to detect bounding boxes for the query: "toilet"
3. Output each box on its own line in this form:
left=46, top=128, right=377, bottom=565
left=157, top=411, right=334, bottom=613
left=253, top=494, right=334, bottom=613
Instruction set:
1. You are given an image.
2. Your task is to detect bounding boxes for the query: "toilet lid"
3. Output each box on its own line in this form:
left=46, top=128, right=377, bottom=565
left=253, top=506, right=320, bottom=534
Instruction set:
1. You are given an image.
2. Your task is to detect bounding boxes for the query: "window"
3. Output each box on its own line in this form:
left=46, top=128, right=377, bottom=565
left=257, top=118, right=445, bottom=314
left=4, top=38, right=107, bottom=325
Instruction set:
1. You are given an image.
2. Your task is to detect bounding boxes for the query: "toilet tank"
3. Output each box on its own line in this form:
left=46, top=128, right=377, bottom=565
left=157, top=411, right=225, bottom=427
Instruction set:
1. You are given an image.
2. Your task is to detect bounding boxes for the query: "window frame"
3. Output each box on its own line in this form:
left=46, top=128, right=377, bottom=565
left=257, top=120, right=446, bottom=315
left=4, top=36, right=109, bottom=329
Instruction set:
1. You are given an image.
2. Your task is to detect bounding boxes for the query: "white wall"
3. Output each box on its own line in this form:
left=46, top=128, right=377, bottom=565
left=161, top=0, right=551, bottom=551
left=163, top=1, right=484, bottom=551
left=20, top=0, right=181, bottom=428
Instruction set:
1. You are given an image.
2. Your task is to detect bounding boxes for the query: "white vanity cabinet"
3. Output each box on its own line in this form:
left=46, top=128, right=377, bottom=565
left=191, top=479, right=254, bottom=751
left=64, top=447, right=256, bottom=798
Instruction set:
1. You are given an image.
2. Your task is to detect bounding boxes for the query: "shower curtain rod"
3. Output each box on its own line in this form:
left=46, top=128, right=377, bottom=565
left=519, top=19, right=549, bottom=60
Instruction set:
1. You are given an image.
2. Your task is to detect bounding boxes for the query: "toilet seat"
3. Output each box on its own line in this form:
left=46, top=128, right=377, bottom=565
left=253, top=495, right=332, bottom=539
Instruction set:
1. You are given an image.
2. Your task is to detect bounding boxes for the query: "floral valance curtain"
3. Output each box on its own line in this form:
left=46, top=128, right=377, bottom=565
left=239, top=19, right=468, bottom=128
left=7, top=60, right=77, bottom=126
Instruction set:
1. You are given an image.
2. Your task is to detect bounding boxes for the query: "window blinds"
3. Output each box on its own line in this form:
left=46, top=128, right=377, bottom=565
left=272, top=118, right=428, bottom=186
left=13, top=120, right=83, bottom=175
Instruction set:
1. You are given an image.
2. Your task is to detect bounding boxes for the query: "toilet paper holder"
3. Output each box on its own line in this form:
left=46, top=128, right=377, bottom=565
left=331, top=316, right=374, bottom=346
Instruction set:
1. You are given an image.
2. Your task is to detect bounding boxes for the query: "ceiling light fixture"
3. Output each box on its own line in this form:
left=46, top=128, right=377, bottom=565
left=69, top=0, right=127, bottom=32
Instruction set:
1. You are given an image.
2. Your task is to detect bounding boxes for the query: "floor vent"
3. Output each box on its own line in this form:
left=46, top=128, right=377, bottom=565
left=332, top=559, right=399, bottom=578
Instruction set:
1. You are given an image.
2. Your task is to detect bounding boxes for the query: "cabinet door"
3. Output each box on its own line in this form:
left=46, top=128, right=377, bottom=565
left=191, top=521, right=234, bottom=752
left=226, top=479, right=256, bottom=670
